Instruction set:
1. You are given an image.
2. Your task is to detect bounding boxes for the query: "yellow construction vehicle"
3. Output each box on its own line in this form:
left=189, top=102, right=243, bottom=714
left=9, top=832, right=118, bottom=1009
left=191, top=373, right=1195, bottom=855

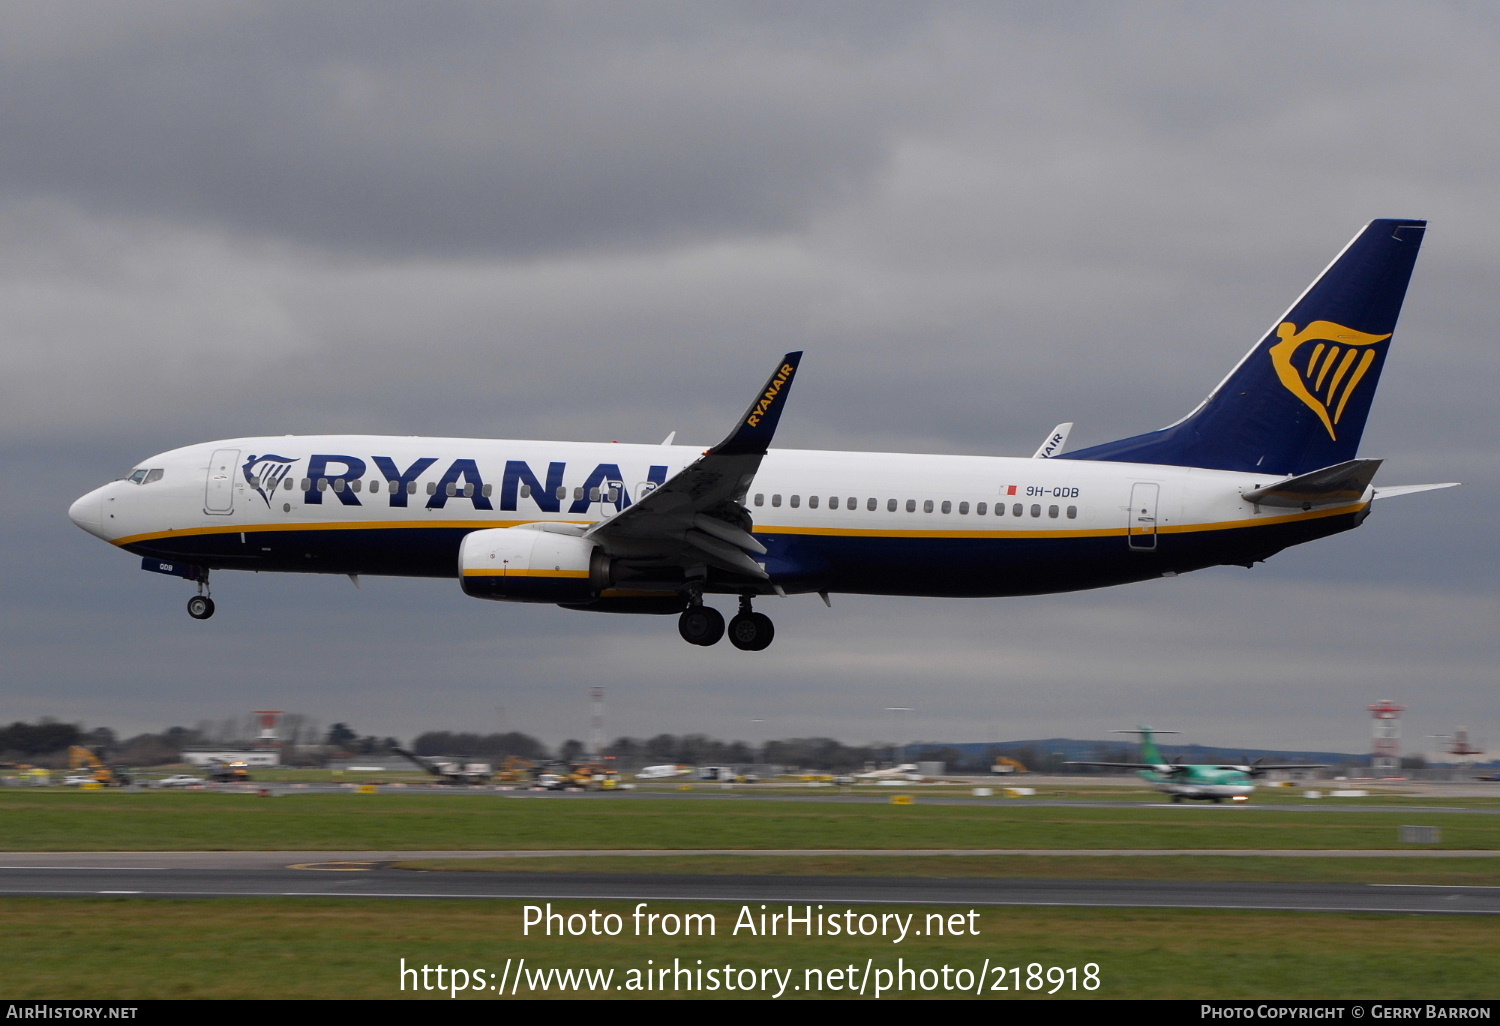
left=497, top=756, right=536, bottom=782
left=68, top=746, right=132, bottom=786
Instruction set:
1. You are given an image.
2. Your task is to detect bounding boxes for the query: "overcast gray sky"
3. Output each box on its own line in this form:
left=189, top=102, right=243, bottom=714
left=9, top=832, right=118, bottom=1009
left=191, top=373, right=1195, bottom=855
left=6, top=1, right=1496, bottom=757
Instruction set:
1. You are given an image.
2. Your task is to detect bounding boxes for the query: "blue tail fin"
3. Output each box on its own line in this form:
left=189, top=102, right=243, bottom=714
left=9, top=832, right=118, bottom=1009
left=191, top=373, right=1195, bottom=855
left=1060, top=219, right=1426, bottom=475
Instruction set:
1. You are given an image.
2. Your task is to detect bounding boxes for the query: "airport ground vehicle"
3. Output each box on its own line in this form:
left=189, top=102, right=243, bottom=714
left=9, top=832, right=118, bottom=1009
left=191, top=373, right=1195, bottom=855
left=67, top=746, right=131, bottom=787
left=392, top=746, right=492, bottom=784
left=154, top=774, right=205, bottom=788
left=206, top=758, right=251, bottom=783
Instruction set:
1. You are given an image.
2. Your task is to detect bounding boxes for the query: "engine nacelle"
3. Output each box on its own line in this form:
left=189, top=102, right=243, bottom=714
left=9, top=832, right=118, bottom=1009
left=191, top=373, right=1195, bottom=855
left=459, top=526, right=609, bottom=604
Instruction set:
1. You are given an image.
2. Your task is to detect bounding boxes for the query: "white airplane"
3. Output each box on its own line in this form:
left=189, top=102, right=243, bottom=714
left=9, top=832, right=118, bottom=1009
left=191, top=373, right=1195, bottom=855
left=70, top=219, right=1455, bottom=651
left=855, top=763, right=921, bottom=780
left=636, top=764, right=692, bottom=780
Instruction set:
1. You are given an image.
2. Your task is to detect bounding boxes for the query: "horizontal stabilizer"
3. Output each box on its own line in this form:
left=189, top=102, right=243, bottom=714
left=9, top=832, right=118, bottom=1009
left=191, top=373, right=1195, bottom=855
left=1372, top=482, right=1460, bottom=501
left=1241, top=459, right=1382, bottom=509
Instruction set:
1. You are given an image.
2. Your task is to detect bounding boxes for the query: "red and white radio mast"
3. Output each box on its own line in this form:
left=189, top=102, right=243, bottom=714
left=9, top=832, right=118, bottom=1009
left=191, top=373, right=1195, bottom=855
left=254, top=710, right=284, bottom=750
left=1367, top=699, right=1405, bottom=777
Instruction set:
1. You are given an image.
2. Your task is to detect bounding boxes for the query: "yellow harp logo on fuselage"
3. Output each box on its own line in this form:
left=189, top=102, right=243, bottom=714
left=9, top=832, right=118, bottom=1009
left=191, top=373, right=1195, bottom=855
left=1269, top=320, right=1391, bottom=441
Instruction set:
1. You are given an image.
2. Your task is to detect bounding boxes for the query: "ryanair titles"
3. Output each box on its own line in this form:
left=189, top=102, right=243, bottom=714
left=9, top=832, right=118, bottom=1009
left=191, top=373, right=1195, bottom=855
left=242, top=454, right=670, bottom=514
left=745, top=362, right=796, bottom=428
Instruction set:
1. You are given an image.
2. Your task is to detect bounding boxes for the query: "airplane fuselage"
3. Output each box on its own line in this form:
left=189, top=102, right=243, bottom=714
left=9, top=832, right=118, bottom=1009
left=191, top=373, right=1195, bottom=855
left=66, top=220, right=1442, bottom=647
left=1141, top=769, right=1256, bottom=802
left=71, top=434, right=1370, bottom=600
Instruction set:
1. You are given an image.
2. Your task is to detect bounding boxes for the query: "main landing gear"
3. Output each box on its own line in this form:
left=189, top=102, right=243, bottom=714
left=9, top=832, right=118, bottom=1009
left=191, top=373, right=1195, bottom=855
left=186, top=570, right=215, bottom=620
left=677, top=594, right=775, bottom=651
left=677, top=604, right=724, bottom=646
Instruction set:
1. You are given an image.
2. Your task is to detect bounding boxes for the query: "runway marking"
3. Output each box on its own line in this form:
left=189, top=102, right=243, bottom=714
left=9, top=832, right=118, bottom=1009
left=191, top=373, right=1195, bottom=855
left=238, top=891, right=1497, bottom=915
left=97, top=890, right=141, bottom=894
left=288, top=861, right=380, bottom=871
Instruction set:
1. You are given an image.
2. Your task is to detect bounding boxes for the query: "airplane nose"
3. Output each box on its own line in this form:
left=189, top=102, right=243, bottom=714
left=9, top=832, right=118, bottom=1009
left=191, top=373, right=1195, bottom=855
left=68, top=487, right=107, bottom=539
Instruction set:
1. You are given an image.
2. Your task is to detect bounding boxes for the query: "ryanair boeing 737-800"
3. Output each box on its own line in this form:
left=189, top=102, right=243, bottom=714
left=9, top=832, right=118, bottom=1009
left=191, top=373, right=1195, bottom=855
left=69, top=219, right=1454, bottom=650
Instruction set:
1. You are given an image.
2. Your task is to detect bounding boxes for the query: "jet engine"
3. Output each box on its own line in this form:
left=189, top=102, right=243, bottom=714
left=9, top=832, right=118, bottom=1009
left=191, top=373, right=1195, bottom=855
left=458, top=526, right=610, bottom=604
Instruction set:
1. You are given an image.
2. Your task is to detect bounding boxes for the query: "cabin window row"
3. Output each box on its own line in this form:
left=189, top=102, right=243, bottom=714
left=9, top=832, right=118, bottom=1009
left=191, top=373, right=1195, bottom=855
left=751, top=494, right=1078, bottom=519
left=250, top=477, right=623, bottom=503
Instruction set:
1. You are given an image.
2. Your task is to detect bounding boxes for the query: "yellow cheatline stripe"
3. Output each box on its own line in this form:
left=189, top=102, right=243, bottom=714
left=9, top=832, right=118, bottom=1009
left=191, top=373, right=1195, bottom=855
left=461, top=568, right=589, bottom=579
left=112, top=502, right=1368, bottom=549
left=1164, top=502, right=1366, bottom=534
left=755, top=502, right=1366, bottom=540
left=111, top=518, right=592, bottom=547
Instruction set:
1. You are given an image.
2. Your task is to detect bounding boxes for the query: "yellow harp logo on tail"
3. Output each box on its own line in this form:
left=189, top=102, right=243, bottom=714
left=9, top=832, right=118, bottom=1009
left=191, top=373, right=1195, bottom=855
left=1269, top=320, right=1391, bottom=441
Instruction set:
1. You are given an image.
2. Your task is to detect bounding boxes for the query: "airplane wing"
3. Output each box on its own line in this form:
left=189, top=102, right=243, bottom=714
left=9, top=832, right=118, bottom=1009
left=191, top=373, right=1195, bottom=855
left=585, top=352, right=802, bottom=582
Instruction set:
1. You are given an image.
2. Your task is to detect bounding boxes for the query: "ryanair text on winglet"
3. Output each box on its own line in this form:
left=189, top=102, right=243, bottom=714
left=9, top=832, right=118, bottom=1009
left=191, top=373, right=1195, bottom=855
left=746, top=363, right=797, bottom=428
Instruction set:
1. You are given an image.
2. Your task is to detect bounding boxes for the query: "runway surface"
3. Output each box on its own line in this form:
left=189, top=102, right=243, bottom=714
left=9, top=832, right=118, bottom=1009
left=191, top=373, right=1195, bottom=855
left=2, top=853, right=1496, bottom=915
left=188, top=780, right=1500, bottom=811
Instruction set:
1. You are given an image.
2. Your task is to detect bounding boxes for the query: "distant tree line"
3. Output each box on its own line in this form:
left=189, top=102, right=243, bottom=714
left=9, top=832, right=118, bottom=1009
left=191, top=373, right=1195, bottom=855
left=0, top=718, right=1436, bottom=773
left=0, top=720, right=197, bottom=767
left=411, top=731, right=549, bottom=761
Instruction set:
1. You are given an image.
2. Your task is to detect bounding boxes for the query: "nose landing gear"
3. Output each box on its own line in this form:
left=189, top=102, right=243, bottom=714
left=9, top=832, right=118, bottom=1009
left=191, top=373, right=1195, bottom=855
left=186, top=570, right=215, bottom=620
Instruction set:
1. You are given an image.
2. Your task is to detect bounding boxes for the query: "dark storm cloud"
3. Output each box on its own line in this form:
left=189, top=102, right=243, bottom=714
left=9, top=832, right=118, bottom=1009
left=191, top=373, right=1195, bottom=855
left=5, top=2, right=1497, bottom=752
left=0, top=1, right=922, bottom=257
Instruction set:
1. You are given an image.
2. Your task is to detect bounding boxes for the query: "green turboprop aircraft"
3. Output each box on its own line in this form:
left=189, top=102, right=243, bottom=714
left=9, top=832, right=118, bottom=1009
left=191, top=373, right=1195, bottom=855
left=1066, top=728, right=1326, bottom=803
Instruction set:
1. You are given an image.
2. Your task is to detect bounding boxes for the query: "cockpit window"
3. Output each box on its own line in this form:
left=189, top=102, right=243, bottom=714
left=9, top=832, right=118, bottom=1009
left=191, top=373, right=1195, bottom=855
left=144, top=468, right=164, bottom=484
left=126, top=468, right=164, bottom=485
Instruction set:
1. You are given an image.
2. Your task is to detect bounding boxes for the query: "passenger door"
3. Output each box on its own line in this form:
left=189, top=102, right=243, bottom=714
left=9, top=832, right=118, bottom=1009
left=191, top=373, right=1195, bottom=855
left=1127, top=482, right=1159, bottom=550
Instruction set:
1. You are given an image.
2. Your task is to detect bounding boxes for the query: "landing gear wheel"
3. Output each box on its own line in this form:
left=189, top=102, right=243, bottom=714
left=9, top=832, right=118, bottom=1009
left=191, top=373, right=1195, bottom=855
left=678, top=605, right=724, bottom=646
left=727, top=611, right=775, bottom=651
left=187, top=595, right=216, bottom=620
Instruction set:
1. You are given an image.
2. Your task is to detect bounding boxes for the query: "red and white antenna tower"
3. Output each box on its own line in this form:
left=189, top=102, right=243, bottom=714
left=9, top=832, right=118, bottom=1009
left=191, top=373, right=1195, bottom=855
left=1367, top=699, right=1405, bottom=777
left=589, top=688, right=605, bottom=761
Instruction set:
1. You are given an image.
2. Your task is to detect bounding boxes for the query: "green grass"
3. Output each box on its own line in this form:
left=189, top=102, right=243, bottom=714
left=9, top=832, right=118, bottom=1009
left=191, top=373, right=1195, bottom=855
left=3, top=790, right=1498, bottom=851
left=2, top=898, right=1494, bottom=1000
left=6, top=792, right=1497, bottom=1001
left=400, top=853, right=1500, bottom=886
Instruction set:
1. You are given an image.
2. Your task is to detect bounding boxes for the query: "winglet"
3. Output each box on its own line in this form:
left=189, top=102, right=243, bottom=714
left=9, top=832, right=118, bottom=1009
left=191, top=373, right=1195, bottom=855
left=1032, top=422, right=1073, bottom=459
left=711, top=352, right=803, bottom=456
